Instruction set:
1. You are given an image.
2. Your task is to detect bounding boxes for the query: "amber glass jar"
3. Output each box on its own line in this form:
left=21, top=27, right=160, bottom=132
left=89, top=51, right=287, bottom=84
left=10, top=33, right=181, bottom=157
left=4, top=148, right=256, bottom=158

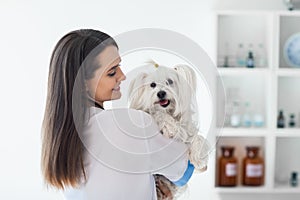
left=218, top=146, right=237, bottom=186
left=242, top=146, right=264, bottom=186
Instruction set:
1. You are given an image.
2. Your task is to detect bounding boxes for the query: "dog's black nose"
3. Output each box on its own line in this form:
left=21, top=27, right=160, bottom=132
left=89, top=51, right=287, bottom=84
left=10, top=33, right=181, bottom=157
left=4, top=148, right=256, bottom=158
left=157, top=91, right=166, bottom=99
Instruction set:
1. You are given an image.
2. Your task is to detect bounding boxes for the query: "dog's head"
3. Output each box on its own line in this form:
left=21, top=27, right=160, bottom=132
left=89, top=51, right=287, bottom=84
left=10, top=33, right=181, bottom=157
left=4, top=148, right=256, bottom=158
left=128, top=64, right=197, bottom=118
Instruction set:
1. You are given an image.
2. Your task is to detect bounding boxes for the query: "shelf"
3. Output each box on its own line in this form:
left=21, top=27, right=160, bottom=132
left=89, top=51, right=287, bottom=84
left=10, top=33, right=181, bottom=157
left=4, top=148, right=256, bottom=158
left=215, top=137, right=265, bottom=188
left=216, top=137, right=265, bottom=159
left=276, top=10, right=300, bottom=17
left=216, top=75, right=269, bottom=128
left=275, top=128, right=300, bottom=137
left=215, top=186, right=268, bottom=193
left=218, top=68, right=270, bottom=76
left=218, top=128, right=269, bottom=137
left=216, top=10, right=273, bottom=15
left=275, top=183, right=300, bottom=190
left=216, top=10, right=300, bottom=18
left=279, top=15, right=300, bottom=69
left=276, top=68, right=300, bottom=77
left=214, top=11, right=300, bottom=198
left=215, top=186, right=300, bottom=194
left=216, top=13, right=271, bottom=69
left=277, top=77, right=300, bottom=128
left=275, top=137, right=300, bottom=190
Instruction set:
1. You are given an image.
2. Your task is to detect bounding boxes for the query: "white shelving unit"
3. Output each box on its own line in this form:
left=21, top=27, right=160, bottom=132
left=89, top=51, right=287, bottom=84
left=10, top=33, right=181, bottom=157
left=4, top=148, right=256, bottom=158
left=213, top=10, right=300, bottom=200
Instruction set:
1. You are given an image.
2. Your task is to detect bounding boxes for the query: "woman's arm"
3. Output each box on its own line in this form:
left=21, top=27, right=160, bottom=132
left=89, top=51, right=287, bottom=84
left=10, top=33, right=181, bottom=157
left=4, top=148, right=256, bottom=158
left=138, top=110, right=194, bottom=186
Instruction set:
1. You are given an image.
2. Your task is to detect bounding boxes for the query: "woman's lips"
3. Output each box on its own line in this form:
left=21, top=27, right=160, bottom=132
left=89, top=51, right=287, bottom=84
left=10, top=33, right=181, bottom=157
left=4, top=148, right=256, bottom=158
left=113, top=86, right=120, bottom=91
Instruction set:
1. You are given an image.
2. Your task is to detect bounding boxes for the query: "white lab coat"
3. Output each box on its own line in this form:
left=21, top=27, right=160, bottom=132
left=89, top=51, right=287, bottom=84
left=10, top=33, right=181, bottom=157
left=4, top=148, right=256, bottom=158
left=63, top=107, right=193, bottom=200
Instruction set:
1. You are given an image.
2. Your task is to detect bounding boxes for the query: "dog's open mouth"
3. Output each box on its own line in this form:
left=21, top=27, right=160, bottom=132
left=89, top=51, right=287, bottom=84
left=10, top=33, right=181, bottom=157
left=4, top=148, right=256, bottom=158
left=156, top=99, right=170, bottom=108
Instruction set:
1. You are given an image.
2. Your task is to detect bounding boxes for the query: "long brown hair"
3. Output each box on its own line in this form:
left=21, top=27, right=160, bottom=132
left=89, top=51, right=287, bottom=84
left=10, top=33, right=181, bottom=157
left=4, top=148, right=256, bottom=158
left=41, top=29, right=118, bottom=190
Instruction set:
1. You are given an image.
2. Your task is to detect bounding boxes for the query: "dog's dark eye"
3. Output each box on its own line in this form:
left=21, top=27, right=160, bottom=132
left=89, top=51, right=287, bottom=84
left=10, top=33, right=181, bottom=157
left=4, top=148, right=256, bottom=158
left=150, top=82, right=156, bottom=88
left=166, top=79, right=173, bottom=85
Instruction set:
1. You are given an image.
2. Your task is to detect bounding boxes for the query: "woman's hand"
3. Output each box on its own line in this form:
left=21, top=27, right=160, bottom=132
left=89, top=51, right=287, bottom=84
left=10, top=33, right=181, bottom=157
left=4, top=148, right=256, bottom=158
left=156, top=179, right=173, bottom=200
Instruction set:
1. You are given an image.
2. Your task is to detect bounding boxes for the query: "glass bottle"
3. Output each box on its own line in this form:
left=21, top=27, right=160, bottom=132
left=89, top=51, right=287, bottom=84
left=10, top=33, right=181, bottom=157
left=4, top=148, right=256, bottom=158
left=256, top=43, right=267, bottom=68
left=223, top=42, right=230, bottom=68
left=242, top=102, right=252, bottom=127
left=218, top=146, right=238, bottom=186
left=253, top=113, right=264, bottom=127
left=246, top=43, right=255, bottom=68
left=289, top=113, right=296, bottom=128
left=230, top=100, right=241, bottom=127
left=290, top=172, right=298, bottom=187
left=225, top=88, right=240, bottom=127
left=242, top=146, right=264, bottom=186
left=236, top=43, right=246, bottom=67
left=246, top=51, right=255, bottom=68
left=277, top=110, right=285, bottom=128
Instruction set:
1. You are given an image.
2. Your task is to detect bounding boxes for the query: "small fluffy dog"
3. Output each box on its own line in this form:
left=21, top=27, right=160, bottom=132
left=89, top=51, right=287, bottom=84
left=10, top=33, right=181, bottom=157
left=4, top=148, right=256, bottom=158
left=128, top=63, right=210, bottom=199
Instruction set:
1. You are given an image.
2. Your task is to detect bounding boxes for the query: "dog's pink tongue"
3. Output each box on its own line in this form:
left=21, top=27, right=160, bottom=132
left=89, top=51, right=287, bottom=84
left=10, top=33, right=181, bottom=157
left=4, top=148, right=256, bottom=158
left=159, top=99, right=168, bottom=106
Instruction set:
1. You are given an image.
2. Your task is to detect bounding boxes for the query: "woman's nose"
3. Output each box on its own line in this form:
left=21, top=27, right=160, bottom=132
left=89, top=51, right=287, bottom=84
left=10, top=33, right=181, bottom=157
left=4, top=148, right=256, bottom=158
left=118, top=68, right=126, bottom=81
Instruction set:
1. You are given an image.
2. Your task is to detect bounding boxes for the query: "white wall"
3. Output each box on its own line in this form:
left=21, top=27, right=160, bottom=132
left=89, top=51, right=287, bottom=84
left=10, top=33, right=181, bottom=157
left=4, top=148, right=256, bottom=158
left=0, top=0, right=287, bottom=199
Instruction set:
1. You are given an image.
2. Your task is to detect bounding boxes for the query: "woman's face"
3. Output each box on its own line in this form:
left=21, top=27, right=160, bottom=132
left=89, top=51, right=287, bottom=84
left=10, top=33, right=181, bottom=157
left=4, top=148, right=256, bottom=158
left=85, top=45, right=126, bottom=106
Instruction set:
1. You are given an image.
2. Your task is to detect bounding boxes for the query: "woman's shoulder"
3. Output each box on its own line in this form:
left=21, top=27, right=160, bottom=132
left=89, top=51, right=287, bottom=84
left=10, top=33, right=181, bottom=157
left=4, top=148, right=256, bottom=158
left=88, top=107, right=151, bottom=119
left=85, top=107, right=157, bottom=134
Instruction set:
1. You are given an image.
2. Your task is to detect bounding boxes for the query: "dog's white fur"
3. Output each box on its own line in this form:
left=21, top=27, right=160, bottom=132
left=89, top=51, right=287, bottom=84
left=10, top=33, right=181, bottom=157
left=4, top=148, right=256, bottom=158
left=128, top=64, right=210, bottom=199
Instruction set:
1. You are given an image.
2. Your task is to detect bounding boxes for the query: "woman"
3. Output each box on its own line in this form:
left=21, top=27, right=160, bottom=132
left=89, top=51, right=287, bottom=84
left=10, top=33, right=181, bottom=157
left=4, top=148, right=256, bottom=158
left=41, top=29, right=194, bottom=200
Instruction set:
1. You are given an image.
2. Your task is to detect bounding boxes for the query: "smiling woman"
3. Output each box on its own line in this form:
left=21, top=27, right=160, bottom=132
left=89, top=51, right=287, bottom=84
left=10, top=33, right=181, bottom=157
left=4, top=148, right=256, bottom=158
left=41, top=29, right=194, bottom=200
left=85, top=45, right=126, bottom=108
left=41, top=29, right=119, bottom=190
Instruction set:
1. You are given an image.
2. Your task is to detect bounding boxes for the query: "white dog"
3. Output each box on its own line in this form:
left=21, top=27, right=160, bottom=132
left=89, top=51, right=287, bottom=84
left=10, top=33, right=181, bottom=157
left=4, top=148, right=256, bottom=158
left=128, top=63, right=210, bottom=199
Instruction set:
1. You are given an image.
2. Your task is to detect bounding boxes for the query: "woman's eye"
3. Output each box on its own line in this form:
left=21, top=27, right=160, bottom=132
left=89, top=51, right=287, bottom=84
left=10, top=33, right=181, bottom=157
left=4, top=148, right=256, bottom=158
left=167, top=79, right=173, bottom=85
left=108, top=65, right=120, bottom=77
left=108, top=71, right=116, bottom=77
left=150, top=82, right=156, bottom=88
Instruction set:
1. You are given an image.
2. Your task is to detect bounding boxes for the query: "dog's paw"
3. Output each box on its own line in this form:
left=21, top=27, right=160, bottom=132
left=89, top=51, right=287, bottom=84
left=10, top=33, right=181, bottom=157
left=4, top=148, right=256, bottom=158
left=194, top=165, right=208, bottom=173
left=189, top=135, right=210, bottom=171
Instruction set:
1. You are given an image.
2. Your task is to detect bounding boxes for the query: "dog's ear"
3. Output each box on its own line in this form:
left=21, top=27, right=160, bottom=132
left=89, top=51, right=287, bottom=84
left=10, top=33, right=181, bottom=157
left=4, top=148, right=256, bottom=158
left=128, top=72, right=148, bottom=108
left=173, top=64, right=197, bottom=92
